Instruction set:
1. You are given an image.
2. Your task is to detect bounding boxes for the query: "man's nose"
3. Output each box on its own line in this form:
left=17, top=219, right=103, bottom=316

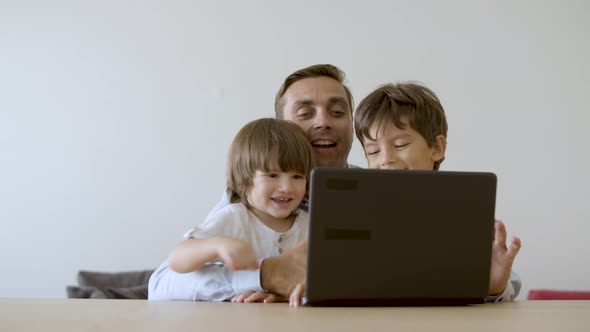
left=313, top=110, right=333, bottom=129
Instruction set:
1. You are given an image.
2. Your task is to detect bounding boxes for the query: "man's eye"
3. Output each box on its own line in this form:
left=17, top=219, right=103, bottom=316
left=330, top=103, right=348, bottom=115
left=330, top=109, right=345, bottom=117
left=394, top=143, right=409, bottom=149
left=296, top=108, right=314, bottom=118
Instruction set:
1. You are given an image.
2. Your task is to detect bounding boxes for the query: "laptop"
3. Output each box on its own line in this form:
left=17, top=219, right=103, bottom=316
left=305, top=168, right=496, bottom=306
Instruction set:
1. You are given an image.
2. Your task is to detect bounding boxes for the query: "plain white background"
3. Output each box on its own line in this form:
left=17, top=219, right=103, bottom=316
left=1, top=0, right=588, bottom=299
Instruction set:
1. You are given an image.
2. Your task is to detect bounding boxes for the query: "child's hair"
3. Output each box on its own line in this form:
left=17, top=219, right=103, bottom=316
left=226, top=118, right=316, bottom=205
left=354, top=82, right=448, bottom=170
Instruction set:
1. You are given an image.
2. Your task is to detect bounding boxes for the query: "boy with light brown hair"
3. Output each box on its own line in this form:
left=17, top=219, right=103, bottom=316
left=152, top=118, right=316, bottom=303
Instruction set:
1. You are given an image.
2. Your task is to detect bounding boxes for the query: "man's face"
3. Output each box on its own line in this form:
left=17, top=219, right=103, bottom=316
left=362, top=118, right=446, bottom=170
left=280, top=77, right=353, bottom=168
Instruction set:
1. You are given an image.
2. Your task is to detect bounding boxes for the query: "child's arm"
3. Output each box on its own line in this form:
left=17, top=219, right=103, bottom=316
left=488, top=220, right=521, bottom=298
left=169, top=237, right=259, bottom=273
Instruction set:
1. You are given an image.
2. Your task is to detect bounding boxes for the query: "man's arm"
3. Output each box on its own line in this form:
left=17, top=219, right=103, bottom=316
left=148, top=259, right=262, bottom=301
left=260, top=221, right=521, bottom=301
left=260, top=240, right=307, bottom=298
left=206, top=191, right=230, bottom=220
left=149, top=191, right=262, bottom=301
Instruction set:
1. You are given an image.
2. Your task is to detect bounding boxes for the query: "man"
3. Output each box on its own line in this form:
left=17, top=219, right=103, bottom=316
left=148, top=64, right=521, bottom=304
left=273, top=65, right=354, bottom=169
left=149, top=64, right=356, bottom=302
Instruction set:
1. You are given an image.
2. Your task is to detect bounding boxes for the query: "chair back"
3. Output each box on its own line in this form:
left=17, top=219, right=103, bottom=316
left=527, top=289, right=590, bottom=300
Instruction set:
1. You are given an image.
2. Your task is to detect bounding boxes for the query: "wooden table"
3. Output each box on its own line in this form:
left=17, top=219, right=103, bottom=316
left=1, top=299, right=588, bottom=332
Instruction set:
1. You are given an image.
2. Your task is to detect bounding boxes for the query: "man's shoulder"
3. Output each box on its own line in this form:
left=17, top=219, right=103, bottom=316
left=296, top=209, right=309, bottom=229
left=296, top=208, right=309, bottom=219
left=187, top=203, right=251, bottom=238
left=205, top=190, right=231, bottom=220
left=209, top=202, right=249, bottom=221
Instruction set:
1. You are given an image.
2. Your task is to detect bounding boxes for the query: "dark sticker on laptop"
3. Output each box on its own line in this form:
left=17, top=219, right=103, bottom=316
left=324, top=228, right=371, bottom=240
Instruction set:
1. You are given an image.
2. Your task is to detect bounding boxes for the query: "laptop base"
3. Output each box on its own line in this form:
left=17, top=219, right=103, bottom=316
left=305, top=297, right=485, bottom=307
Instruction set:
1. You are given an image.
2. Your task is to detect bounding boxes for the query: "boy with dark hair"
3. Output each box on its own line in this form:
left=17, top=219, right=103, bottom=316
left=354, top=82, right=521, bottom=301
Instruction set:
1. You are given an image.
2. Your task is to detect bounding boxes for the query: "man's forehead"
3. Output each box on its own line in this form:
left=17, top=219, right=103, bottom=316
left=284, top=77, right=347, bottom=103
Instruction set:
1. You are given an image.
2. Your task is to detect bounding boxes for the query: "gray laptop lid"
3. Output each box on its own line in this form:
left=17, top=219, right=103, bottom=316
left=306, top=168, right=496, bottom=306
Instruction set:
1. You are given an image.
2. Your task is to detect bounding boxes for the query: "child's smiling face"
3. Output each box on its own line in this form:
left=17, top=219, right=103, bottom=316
left=362, top=117, right=446, bottom=171
left=246, top=167, right=307, bottom=227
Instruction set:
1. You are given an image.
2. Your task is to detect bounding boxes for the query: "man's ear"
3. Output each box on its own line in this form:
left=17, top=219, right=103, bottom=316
left=431, top=135, right=447, bottom=162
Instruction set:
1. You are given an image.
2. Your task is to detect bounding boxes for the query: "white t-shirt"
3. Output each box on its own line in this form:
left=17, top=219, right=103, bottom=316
left=184, top=202, right=309, bottom=261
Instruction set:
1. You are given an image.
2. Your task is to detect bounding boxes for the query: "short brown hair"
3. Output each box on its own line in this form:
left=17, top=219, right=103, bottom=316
left=354, top=82, right=448, bottom=170
left=226, top=118, right=317, bottom=205
left=274, top=64, right=354, bottom=118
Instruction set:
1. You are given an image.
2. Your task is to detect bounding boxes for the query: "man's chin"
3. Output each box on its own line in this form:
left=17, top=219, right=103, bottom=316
left=313, top=147, right=348, bottom=168
left=316, top=158, right=346, bottom=168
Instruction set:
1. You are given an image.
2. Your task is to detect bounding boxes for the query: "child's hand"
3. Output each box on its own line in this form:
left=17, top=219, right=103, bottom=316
left=231, top=291, right=285, bottom=303
left=216, top=238, right=259, bottom=271
left=489, top=220, right=521, bottom=295
left=289, top=283, right=305, bottom=307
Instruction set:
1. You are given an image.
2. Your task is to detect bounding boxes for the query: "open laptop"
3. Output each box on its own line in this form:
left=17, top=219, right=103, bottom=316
left=305, top=168, right=496, bottom=306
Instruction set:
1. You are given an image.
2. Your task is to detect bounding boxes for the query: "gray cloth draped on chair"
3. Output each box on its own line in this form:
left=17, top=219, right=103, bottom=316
left=66, top=270, right=155, bottom=299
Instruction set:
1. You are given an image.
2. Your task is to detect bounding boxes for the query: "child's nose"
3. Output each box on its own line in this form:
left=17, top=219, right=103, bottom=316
left=278, top=178, right=293, bottom=192
left=380, top=150, right=397, bottom=168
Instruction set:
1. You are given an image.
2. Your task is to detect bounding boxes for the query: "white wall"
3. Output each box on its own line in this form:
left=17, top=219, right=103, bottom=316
left=1, top=0, right=588, bottom=299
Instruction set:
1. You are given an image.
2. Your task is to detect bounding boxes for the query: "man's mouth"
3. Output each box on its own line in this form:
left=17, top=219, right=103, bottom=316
left=311, top=139, right=337, bottom=148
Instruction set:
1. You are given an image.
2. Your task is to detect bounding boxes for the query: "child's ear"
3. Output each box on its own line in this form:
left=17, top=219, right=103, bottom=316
left=431, top=135, right=447, bottom=162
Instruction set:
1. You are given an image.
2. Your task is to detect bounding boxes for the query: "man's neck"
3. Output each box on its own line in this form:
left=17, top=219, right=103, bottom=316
left=321, top=160, right=348, bottom=168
